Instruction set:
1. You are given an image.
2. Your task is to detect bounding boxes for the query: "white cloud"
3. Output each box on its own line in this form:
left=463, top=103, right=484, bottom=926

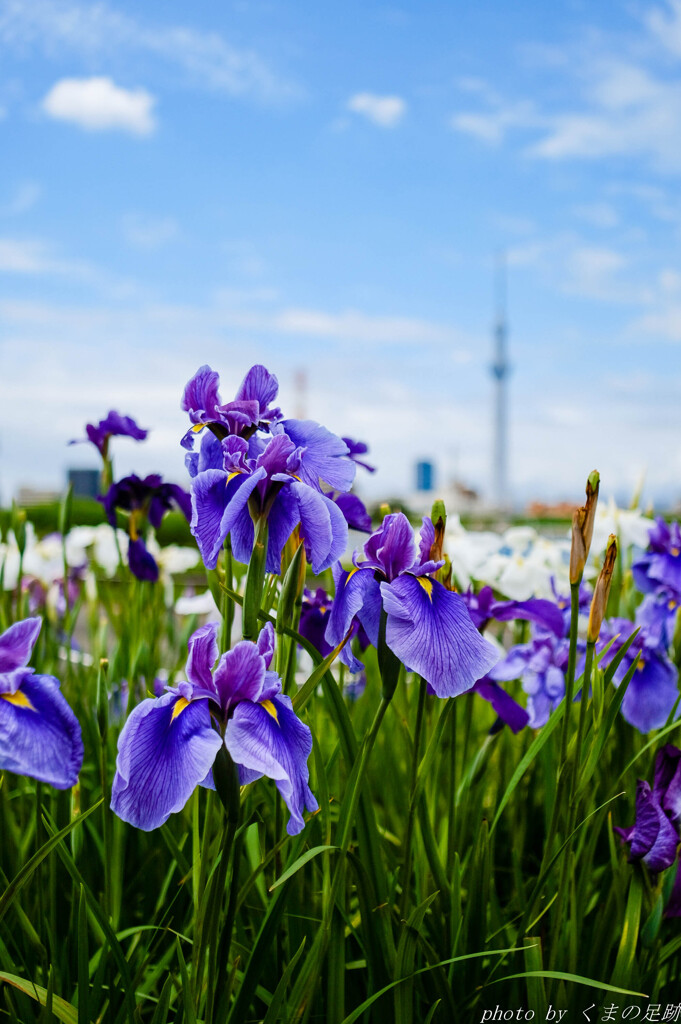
left=571, top=202, right=619, bottom=228
left=0, top=0, right=297, bottom=103
left=0, top=237, right=93, bottom=274
left=451, top=101, right=540, bottom=145
left=42, top=77, right=156, bottom=135
left=347, top=93, right=406, bottom=127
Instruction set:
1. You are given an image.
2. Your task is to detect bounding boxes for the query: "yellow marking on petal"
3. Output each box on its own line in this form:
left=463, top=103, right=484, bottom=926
left=672, top=547, right=680, bottom=557
left=290, top=474, right=301, bottom=481
left=171, top=696, right=190, bottom=720
left=261, top=699, right=279, bottom=723
left=345, top=566, right=360, bottom=583
left=418, top=576, right=434, bottom=600
left=227, top=470, right=242, bottom=483
left=1, top=690, right=35, bottom=710
left=192, top=423, right=205, bottom=434
left=637, top=659, right=646, bottom=672
left=669, top=599, right=678, bottom=611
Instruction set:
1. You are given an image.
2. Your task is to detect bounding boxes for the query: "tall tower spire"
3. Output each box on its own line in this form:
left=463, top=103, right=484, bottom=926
left=491, top=252, right=510, bottom=509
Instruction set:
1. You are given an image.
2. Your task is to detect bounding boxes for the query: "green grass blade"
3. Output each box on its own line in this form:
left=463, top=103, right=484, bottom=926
left=0, top=971, right=78, bottom=1024
left=269, top=846, right=339, bottom=891
left=493, top=971, right=647, bottom=997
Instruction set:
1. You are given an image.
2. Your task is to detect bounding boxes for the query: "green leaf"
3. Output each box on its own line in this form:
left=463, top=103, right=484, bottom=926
left=269, top=845, right=338, bottom=891
left=493, top=970, right=647, bottom=997
left=490, top=703, right=565, bottom=835
left=262, top=938, right=307, bottom=1024
left=0, top=800, right=102, bottom=924
left=0, top=972, right=78, bottom=1024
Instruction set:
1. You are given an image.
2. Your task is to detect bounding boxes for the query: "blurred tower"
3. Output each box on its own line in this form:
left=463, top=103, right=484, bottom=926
left=491, top=253, right=510, bottom=508
left=294, top=369, right=308, bottom=420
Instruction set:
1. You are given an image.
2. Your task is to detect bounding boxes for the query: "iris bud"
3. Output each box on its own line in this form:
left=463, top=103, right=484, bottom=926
left=569, top=470, right=600, bottom=584
left=587, top=534, right=617, bottom=643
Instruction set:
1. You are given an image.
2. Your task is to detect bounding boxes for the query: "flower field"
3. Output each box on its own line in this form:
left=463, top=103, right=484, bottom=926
left=1, top=364, right=681, bottom=1023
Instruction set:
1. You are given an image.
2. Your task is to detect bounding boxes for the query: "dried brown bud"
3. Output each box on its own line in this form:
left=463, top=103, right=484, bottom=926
left=569, top=470, right=600, bottom=584
left=587, top=534, right=617, bottom=643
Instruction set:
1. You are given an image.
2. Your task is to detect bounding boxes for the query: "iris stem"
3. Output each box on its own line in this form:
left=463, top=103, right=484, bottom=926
left=400, top=677, right=427, bottom=918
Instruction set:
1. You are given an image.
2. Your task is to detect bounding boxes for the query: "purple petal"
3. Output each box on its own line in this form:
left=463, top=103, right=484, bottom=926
left=224, top=694, right=318, bottom=835
left=128, top=538, right=159, bottom=582
left=474, top=678, right=529, bottom=733
left=654, top=745, right=681, bottom=827
left=380, top=575, right=500, bottom=698
left=111, top=693, right=222, bottom=831
left=186, top=622, right=219, bottom=691
left=235, top=364, right=279, bottom=414
left=264, top=488, right=301, bottom=574
left=280, top=420, right=355, bottom=492
left=617, top=780, right=680, bottom=871
left=326, top=565, right=379, bottom=648
left=213, top=641, right=266, bottom=714
left=363, top=513, right=416, bottom=582
left=186, top=430, right=225, bottom=479
left=257, top=622, right=276, bottom=668
left=182, top=365, right=221, bottom=422
left=620, top=656, right=680, bottom=734
left=333, top=492, right=372, bottom=533
left=0, top=673, right=83, bottom=789
left=191, top=467, right=266, bottom=570
left=292, top=483, right=348, bottom=575
left=0, top=617, right=41, bottom=678
left=417, top=517, right=436, bottom=567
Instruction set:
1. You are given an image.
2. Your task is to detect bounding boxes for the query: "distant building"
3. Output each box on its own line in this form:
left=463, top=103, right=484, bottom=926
left=67, top=468, right=100, bottom=499
left=416, top=460, right=435, bottom=492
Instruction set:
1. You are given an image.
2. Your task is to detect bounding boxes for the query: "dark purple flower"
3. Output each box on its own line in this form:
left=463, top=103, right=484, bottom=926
left=632, top=518, right=681, bottom=597
left=615, top=746, right=681, bottom=876
left=614, top=780, right=679, bottom=872
left=181, top=364, right=282, bottom=451
left=299, top=588, right=363, bottom=672
left=325, top=513, right=498, bottom=698
left=330, top=492, right=372, bottom=533
left=488, top=632, right=570, bottom=728
left=71, top=410, right=148, bottom=457
left=598, top=619, right=679, bottom=734
left=190, top=428, right=351, bottom=574
left=111, top=622, right=317, bottom=834
left=100, top=474, right=192, bottom=582
left=341, top=437, right=375, bottom=474
left=0, top=617, right=83, bottom=789
left=472, top=678, right=530, bottom=733
left=464, top=585, right=565, bottom=638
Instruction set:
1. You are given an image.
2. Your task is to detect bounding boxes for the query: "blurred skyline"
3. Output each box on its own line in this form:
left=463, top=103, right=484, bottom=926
left=1, top=0, right=681, bottom=509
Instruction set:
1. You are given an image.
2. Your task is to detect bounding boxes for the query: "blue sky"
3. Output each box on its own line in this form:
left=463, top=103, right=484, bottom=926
left=1, top=0, right=680, bottom=508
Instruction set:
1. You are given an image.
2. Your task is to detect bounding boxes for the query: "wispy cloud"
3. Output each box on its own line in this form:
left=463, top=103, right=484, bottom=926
left=0, top=182, right=41, bottom=217
left=42, top=77, right=156, bottom=135
left=0, top=237, right=93, bottom=274
left=451, top=9, right=681, bottom=173
left=347, top=93, right=406, bottom=127
left=0, top=0, right=298, bottom=104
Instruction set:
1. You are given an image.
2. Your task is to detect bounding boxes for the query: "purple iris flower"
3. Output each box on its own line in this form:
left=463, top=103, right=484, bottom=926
left=181, top=364, right=282, bottom=451
left=111, top=622, right=318, bottom=834
left=0, top=617, right=83, bottom=789
left=464, top=585, right=565, bottom=638
left=190, top=426, right=352, bottom=574
left=100, top=474, right=192, bottom=582
left=615, top=745, right=681, bottom=874
left=632, top=518, right=681, bottom=597
left=598, top=619, right=679, bottom=734
left=325, top=513, right=498, bottom=698
left=487, top=632, right=570, bottom=728
left=71, top=410, right=148, bottom=457
left=472, top=678, right=530, bottom=734
left=341, top=437, right=375, bottom=474
left=635, top=590, right=680, bottom=651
